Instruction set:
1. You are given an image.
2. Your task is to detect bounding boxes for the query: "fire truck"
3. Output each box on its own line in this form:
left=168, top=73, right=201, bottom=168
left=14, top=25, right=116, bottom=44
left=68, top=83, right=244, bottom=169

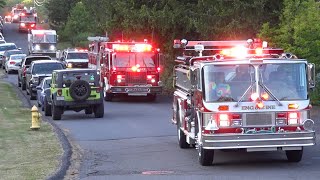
left=172, top=39, right=316, bottom=166
left=87, top=37, right=162, bottom=101
left=18, top=10, right=37, bottom=32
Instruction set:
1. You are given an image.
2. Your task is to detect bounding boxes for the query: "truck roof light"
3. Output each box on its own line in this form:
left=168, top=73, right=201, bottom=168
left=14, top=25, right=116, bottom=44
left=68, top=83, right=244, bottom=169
left=250, top=92, right=259, bottom=101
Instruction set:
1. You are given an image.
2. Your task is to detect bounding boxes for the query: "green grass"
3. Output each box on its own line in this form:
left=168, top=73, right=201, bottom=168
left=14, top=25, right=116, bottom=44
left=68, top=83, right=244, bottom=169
left=0, top=81, right=63, bottom=180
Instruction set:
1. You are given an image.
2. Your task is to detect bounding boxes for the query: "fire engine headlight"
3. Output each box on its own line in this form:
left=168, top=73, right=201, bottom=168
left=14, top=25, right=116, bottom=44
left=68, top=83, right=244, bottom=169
left=49, top=45, right=56, bottom=51
left=67, top=63, right=72, bottom=68
left=34, top=44, right=41, bottom=50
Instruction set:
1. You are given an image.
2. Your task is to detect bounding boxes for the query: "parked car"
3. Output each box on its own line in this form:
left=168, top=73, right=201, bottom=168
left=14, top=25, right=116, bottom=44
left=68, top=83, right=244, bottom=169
left=0, top=39, right=6, bottom=44
left=17, top=55, right=52, bottom=90
left=0, top=43, right=19, bottom=68
left=5, top=54, right=26, bottom=74
left=44, top=69, right=104, bottom=119
left=36, top=77, right=52, bottom=111
left=2, top=49, right=24, bottom=69
left=25, top=60, right=65, bottom=100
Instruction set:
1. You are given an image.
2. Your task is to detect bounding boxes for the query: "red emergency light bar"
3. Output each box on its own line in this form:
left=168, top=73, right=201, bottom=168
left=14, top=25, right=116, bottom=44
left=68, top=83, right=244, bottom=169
left=112, top=43, right=153, bottom=52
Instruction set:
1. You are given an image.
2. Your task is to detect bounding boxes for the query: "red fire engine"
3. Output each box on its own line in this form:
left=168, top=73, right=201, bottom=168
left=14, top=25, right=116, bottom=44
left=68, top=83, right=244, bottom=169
left=87, top=37, right=162, bottom=101
left=172, top=38, right=316, bottom=166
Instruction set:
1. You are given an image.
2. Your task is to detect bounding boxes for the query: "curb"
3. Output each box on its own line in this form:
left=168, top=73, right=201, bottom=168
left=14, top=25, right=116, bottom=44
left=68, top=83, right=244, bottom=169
left=4, top=78, right=72, bottom=180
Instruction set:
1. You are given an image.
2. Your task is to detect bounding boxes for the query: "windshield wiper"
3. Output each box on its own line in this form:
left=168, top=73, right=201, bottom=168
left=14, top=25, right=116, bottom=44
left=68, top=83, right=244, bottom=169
left=259, top=81, right=283, bottom=106
left=234, top=83, right=254, bottom=107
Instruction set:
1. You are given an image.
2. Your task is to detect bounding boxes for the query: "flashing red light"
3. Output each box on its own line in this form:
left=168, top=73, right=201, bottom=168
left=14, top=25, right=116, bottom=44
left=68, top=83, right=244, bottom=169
left=157, top=67, right=161, bottom=72
left=10, top=61, right=16, bottom=64
left=276, top=113, right=287, bottom=119
left=20, top=23, right=25, bottom=27
left=261, top=92, right=269, bottom=100
left=113, top=44, right=130, bottom=51
left=131, top=66, right=138, bottom=72
left=147, top=75, right=153, bottom=79
left=256, top=101, right=264, bottom=109
left=112, top=43, right=153, bottom=52
left=250, top=92, right=259, bottom=101
left=30, top=24, right=35, bottom=28
left=117, top=75, right=122, bottom=79
left=113, top=67, right=117, bottom=71
left=255, top=47, right=263, bottom=55
left=20, top=13, right=25, bottom=16
left=218, top=113, right=230, bottom=126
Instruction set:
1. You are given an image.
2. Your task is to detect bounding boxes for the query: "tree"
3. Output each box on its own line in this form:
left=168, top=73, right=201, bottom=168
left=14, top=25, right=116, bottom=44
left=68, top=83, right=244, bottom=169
left=45, top=0, right=80, bottom=29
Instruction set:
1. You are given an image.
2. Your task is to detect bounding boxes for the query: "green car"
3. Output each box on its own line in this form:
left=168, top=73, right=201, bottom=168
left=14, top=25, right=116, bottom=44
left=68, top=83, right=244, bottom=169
left=44, top=69, right=104, bottom=120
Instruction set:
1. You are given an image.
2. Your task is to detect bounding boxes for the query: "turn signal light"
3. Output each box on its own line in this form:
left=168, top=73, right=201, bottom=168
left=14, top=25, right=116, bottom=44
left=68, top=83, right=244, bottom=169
left=218, top=105, right=229, bottom=111
left=288, top=103, right=299, bottom=109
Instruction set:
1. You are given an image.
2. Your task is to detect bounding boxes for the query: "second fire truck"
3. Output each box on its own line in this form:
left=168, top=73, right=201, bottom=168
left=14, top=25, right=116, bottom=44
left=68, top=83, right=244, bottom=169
left=87, top=37, right=162, bottom=101
left=172, top=39, right=316, bottom=166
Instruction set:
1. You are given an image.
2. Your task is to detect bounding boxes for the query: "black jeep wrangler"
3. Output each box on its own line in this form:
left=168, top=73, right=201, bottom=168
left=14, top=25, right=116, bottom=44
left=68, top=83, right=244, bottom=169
left=44, top=69, right=104, bottom=120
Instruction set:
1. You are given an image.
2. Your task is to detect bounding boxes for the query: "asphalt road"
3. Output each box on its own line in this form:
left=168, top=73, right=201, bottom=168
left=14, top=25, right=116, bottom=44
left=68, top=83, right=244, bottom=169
left=2, top=23, right=320, bottom=180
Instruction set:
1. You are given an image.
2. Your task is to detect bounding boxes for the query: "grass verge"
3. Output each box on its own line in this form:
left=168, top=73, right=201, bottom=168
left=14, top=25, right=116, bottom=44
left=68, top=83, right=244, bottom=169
left=0, top=81, right=63, bottom=180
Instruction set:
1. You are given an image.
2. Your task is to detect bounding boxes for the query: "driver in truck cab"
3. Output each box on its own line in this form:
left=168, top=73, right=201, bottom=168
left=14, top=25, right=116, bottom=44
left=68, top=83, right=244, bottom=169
left=207, top=72, right=232, bottom=101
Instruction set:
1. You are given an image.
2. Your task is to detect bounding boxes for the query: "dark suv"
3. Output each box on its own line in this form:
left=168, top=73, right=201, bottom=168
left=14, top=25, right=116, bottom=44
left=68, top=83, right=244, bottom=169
left=17, top=55, right=52, bottom=90
left=25, top=60, right=65, bottom=100
left=44, top=69, right=104, bottom=120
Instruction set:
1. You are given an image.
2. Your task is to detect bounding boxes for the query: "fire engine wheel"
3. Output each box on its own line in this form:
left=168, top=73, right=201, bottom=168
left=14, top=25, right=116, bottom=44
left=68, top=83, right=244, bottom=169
left=44, top=98, right=52, bottom=116
left=69, top=80, right=91, bottom=101
left=286, top=149, right=303, bottom=162
left=52, top=104, right=62, bottom=120
left=177, top=106, right=189, bottom=149
left=198, top=145, right=214, bottom=166
left=93, top=103, right=104, bottom=118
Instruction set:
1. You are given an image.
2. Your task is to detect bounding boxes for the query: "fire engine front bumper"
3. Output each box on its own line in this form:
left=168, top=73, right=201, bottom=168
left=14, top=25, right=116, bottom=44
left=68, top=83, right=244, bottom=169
left=202, top=131, right=315, bottom=150
left=109, top=86, right=162, bottom=94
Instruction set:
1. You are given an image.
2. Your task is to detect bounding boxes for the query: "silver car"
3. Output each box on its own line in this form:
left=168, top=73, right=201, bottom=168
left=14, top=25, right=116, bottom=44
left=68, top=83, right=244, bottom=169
left=5, top=54, right=26, bottom=74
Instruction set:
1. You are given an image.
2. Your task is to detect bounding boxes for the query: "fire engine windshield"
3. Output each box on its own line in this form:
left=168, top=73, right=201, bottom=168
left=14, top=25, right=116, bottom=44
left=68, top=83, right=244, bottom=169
left=33, top=34, right=56, bottom=43
left=67, top=53, right=88, bottom=59
left=259, top=63, right=307, bottom=100
left=203, top=64, right=254, bottom=102
left=20, top=15, right=35, bottom=22
left=113, top=52, right=155, bottom=68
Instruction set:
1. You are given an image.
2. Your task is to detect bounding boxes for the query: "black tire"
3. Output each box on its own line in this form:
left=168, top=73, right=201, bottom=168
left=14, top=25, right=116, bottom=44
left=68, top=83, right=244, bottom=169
left=93, top=103, right=104, bottom=118
left=18, top=78, right=21, bottom=87
left=176, top=105, right=189, bottom=149
left=44, top=98, right=52, bottom=116
left=30, top=88, right=36, bottom=100
left=52, top=104, right=62, bottom=120
left=69, top=80, right=91, bottom=101
left=104, top=92, right=113, bottom=101
left=21, top=80, right=26, bottom=90
left=85, top=108, right=93, bottom=114
left=198, top=145, right=214, bottom=166
left=286, top=149, right=303, bottom=162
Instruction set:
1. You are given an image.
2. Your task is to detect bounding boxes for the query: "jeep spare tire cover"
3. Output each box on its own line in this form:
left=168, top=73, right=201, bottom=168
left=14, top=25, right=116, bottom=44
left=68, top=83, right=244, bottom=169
left=69, top=80, right=91, bottom=101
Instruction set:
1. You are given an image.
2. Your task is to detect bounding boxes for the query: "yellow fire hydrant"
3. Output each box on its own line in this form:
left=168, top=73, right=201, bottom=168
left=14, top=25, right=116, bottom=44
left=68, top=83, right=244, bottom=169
left=30, top=105, right=41, bottom=130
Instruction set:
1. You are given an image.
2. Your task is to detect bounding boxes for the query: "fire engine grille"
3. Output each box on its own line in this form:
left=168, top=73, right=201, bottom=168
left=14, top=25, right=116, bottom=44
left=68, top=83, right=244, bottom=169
left=126, top=72, right=147, bottom=84
left=245, top=113, right=273, bottom=126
